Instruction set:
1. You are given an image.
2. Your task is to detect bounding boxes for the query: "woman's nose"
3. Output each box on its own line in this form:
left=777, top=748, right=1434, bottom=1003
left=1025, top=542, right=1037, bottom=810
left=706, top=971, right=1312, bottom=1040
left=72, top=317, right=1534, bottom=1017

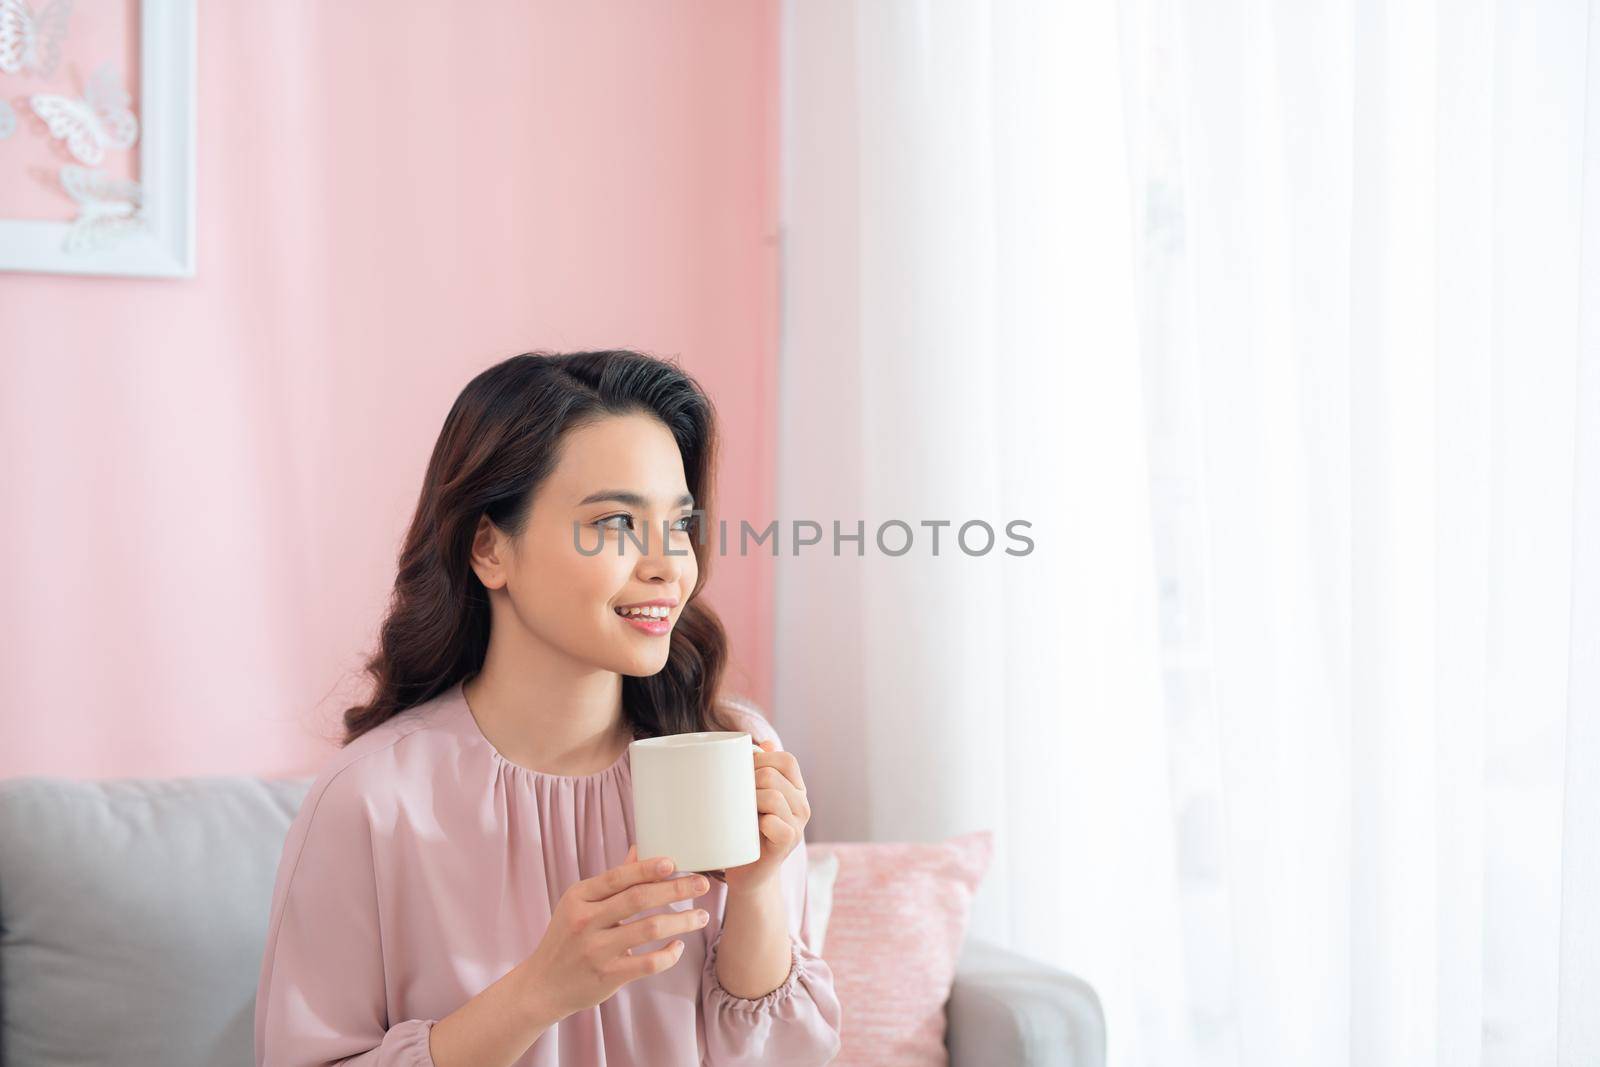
left=635, top=522, right=687, bottom=575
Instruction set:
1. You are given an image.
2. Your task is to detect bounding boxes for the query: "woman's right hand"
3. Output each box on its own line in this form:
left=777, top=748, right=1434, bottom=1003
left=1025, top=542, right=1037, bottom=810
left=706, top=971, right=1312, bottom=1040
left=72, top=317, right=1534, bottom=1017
left=521, top=843, right=712, bottom=1024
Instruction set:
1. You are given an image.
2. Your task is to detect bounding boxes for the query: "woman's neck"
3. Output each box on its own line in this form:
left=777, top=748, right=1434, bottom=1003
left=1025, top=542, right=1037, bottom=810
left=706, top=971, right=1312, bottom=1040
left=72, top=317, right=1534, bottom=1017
left=462, top=639, right=630, bottom=776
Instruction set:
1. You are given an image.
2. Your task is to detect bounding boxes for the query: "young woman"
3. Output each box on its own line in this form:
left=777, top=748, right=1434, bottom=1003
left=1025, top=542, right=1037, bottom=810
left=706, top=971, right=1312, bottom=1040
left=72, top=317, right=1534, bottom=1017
left=253, top=351, right=842, bottom=1066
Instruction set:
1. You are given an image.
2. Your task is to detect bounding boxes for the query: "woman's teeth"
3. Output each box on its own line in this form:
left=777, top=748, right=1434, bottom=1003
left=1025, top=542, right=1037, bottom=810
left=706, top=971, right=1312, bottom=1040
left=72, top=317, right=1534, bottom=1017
left=616, top=606, right=670, bottom=619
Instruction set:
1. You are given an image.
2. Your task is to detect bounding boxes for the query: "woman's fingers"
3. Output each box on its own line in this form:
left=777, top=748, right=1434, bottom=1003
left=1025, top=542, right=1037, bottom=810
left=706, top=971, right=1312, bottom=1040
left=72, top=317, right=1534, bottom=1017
left=583, top=848, right=674, bottom=903
left=620, top=938, right=688, bottom=976
left=756, top=769, right=809, bottom=821
left=759, top=812, right=798, bottom=845
left=595, top=870, right=710, bottom=928
left=607, top=902, right=711, bottom=956
left=754, top=744, right=807, bottom=792
left=756, top=787, right=798, bottom=827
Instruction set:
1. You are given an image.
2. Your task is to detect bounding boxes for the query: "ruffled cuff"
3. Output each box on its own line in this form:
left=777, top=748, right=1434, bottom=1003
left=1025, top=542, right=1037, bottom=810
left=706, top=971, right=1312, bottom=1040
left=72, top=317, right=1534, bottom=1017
left=377, top=1018, right=438, bottom=1066
left=700, top=932, right=843, bottom=1066
left=703, top=932, right=806, bottom=1011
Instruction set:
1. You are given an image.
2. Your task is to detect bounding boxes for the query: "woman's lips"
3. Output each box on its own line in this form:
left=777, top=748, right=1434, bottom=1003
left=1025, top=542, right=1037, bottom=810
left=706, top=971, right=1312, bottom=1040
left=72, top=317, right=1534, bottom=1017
left=617, top=613, right=671, bottom=635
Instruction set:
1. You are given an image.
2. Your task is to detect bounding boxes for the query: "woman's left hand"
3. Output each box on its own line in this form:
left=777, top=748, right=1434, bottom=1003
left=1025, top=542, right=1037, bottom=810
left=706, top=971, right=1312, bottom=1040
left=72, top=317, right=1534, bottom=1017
left=721, top=739, right=811, bottom=895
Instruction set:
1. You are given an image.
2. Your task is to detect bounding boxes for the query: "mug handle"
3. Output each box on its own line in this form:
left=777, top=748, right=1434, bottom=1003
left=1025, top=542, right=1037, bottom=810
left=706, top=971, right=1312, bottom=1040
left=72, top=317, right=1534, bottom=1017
left=695, top=740, right=767, bottom=883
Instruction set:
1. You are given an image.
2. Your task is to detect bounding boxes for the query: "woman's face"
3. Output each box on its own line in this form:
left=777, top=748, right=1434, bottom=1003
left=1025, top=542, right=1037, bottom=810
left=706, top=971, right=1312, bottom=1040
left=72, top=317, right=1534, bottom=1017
left=472, top=411, right=700, bottom=677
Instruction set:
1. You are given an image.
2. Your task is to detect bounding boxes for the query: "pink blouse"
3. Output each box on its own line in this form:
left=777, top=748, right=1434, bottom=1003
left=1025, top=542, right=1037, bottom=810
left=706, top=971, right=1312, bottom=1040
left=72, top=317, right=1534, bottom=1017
left=253, top=681, right=842, bottom=1066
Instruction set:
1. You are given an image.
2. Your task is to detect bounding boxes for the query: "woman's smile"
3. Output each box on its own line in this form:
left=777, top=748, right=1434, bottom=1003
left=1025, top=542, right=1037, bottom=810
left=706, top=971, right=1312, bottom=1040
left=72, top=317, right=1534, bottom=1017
left=616, top=610, right=672, bottom=635
left=614, top=598, right=678, bottom=635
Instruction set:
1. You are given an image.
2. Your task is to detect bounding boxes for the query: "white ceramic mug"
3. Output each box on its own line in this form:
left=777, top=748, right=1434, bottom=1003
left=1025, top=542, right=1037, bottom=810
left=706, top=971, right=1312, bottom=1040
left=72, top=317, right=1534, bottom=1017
left=629, top=730, right=764, bottom=877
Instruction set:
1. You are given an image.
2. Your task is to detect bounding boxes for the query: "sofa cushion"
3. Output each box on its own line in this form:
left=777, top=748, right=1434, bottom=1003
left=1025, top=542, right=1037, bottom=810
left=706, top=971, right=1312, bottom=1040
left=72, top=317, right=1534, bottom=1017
left=805, top=848, right=840, bottom=954
left=0, top=775, right=312, bottom=1066
left=808, top=830, right=994, bottom=1066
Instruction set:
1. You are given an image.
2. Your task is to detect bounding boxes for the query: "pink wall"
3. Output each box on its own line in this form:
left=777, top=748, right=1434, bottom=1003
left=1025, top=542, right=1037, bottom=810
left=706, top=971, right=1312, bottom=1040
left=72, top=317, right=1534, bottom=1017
left=0, top=1, right=780, bottom=780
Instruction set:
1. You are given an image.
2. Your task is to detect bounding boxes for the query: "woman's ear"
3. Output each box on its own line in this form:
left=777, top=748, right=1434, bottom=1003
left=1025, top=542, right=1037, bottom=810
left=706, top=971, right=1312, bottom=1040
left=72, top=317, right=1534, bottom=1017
left=469, top=513, right=509, bottom=590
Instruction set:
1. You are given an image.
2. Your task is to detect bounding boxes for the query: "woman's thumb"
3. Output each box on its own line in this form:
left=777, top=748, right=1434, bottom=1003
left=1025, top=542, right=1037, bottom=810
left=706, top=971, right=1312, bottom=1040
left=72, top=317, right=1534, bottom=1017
left=627, top=843, right=636, bottom=863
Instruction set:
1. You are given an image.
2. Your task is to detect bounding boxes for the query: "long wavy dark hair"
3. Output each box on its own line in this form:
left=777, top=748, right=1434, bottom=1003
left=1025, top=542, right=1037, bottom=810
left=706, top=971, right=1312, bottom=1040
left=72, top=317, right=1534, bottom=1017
left=341, top=350, right=737, bottom=747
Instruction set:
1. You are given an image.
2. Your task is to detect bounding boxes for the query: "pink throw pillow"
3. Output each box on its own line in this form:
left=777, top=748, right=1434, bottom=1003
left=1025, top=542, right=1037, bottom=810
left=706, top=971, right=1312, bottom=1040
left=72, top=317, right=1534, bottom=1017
left=806, top=829, right=994, bottom=1066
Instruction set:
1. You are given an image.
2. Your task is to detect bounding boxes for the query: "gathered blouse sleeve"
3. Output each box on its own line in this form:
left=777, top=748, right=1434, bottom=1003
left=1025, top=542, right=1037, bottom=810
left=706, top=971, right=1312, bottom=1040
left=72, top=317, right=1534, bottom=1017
left=699, top=708, right=844, bottom=1065
left=254, top=765, right=438, bottom=1067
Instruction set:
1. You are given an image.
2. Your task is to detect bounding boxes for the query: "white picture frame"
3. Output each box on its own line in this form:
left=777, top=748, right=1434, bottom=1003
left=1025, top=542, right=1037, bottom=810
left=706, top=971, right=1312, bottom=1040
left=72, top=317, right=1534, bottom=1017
left=0, top=0, right=196, bottom=278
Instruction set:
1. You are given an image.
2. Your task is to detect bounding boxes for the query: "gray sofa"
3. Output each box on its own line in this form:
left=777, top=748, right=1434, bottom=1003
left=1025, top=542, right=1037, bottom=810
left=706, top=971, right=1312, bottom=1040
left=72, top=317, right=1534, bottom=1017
left=0, top=775, right=1106, bottom=1066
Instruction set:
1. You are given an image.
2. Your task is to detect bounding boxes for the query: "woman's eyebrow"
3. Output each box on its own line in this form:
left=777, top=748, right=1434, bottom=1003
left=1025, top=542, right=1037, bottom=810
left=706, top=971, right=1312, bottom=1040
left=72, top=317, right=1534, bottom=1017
left=575, top=490, right=695, bottom=509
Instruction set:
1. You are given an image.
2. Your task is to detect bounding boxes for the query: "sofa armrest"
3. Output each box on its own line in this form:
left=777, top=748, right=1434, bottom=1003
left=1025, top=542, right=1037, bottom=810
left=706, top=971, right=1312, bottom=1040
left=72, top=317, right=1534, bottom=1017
left=945, top=935, right=1107, bottom=1067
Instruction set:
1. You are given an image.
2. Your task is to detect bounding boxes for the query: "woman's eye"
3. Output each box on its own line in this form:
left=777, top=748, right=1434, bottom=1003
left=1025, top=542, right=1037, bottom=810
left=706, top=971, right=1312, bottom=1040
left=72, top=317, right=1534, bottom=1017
left=594, top=514, right=694, bottom=533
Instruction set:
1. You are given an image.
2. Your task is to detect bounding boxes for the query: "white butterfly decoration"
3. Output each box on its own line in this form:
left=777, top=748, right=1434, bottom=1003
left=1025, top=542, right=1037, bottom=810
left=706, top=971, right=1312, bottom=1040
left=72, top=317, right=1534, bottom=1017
left=0, top=0, right=71, bottom=77
left=0, top=98, right=16, bottom=139
left=60, top=163, right=146, bottom=254
left=30, top=61, right=137, bottom=166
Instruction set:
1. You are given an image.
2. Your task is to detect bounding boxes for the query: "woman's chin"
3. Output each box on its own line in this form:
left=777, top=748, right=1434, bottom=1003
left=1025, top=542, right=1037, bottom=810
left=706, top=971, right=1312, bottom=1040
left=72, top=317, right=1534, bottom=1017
left=611, top=648, right=671, bottom=677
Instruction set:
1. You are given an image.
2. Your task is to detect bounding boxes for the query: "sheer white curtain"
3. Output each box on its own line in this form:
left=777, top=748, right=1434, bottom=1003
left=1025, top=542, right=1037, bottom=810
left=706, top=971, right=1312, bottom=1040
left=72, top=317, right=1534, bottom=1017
left=776, top=1, right=1599, bottom=1065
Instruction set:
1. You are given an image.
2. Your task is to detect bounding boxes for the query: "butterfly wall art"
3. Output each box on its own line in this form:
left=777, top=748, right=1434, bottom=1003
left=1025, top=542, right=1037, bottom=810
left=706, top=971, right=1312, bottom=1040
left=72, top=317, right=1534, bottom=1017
left=30, top=61, right=139, bottom=165
left=59, top=162, right=143, bottom=253
left=0, top=0, right=73, bottom=78
left=0, top=0, right=194, bottom=278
